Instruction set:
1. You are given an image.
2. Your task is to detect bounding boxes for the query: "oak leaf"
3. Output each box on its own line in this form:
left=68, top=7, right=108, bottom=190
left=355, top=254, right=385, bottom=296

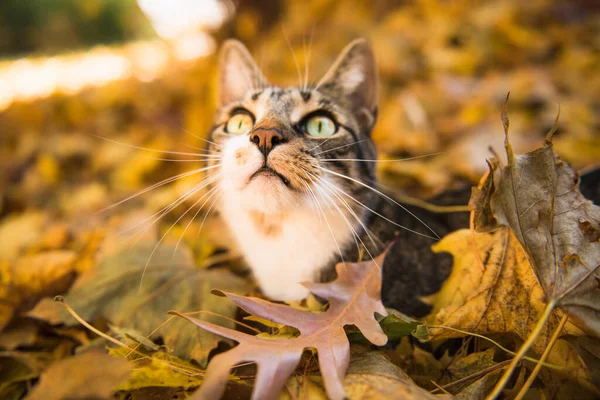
left=171, top=252, right=391, bottom=400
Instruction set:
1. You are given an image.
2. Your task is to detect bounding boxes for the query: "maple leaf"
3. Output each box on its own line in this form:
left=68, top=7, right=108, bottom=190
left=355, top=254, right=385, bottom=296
left=170, top=251, right=390, bottom=400
left=470, top=108, right=600, bottom=337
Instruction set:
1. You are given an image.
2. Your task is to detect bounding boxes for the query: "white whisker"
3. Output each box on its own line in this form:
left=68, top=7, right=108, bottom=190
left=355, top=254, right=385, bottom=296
left=196, top=189, right=222, bottom=239
left=318, top=166, right=440, bottom=240
left=300, top=171, right=345, bottom=263
left=174, top=185, right=222, bottom=254
left=319, top=152, right=444, bottom=163
left=281, top=24, right=303, bottom=90
left=308, top=171, right=381, bottom=269
left=88, top=133, right=219, bottom=158
left=299, top=179, right=322, bottom=224
left=314, top=174, right=385, bottom=250
left=99, top=165, right=220, bottom=213
left=308, top=135, right=337, bottom=152
left=122, top=173, right=220, bottom=237
left=140, top=182, right=221, bottom=290
left=313, top=140, right=367, bottom=156
left=177, top=126, right=220, bottom=148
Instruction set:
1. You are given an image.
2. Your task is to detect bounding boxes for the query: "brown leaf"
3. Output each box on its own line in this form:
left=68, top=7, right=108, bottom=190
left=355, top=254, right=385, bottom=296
left=343, top=350, right=439, bottom=400
left=29, top=243, right=249, bottom=365
left=429, top=228, right=576, bottom=356
left=25, top=350, right=131, bottom=400
left=471, top=124, right=600, bottom=336
left=429, top=228, right=599, bottom=394
left=454, top=369, right=502, bottom=400
left=171, top=251, right=389, bottom=400
left=447, top=348, right=496, bottom=382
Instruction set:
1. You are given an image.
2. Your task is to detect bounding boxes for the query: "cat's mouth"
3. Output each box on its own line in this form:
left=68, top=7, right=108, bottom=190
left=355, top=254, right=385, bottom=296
left=250, top=166, right=290, bottom=186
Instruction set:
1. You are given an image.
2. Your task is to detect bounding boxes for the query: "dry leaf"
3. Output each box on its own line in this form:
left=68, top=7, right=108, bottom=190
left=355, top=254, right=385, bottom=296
left=0, top=212, right=46, bottom=262
left=108, top=347, right=203, bottom=392
left=29, top=243, right=249, bottom=365
left=429, top=228, right=599, bottom=394
left=429, top=228, right=574, bottom=356
left=454, top=370, right=502, bottom=400
left=25, top=350, right=131, bottom=400
left=471, top=120, right=600, bottom=336
left=447, top=348, right=496, bottom=382
left=171, top=251, right=390, bottom=400
left=0, top=354, right=39, bottom=399
left=343, top=349, right=439, bottom=400
left=0, top=250, right=77, bottom=330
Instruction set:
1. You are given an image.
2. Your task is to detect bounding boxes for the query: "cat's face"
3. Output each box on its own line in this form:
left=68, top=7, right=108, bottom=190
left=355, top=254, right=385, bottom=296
left=208, top=39, right=379, bottom=216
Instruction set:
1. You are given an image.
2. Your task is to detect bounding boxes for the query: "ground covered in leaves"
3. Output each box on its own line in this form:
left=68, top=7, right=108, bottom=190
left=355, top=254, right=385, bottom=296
left=0, top=0, right=599, bottom=399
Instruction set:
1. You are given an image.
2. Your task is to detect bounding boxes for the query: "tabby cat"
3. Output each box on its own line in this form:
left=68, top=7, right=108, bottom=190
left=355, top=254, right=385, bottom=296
left=207, top=39, right=464, bottom=317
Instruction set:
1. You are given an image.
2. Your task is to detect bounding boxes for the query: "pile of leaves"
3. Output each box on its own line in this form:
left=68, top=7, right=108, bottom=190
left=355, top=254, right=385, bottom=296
left=0, top=0, right=599, bottom=399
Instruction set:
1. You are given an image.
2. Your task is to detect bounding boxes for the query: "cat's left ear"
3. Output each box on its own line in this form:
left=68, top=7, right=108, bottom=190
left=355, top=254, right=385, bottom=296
left=218, top=39, right=268, bottom=106
left=317, top=38, right=379, bottom=130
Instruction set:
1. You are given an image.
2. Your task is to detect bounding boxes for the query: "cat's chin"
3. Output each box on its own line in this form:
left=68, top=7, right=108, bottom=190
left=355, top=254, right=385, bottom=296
left=235, top=176, right=301, bottom=214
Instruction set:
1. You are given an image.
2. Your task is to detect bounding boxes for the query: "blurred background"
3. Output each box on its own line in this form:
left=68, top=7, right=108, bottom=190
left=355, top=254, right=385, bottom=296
left=0, top=1, right=598, bottom=398
left=0, top=0, right=599, bottom=292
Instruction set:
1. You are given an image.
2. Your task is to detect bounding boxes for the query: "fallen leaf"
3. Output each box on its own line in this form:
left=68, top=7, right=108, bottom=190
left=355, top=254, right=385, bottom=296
left=560, top=335, right=600, bottom=390
left=428, top=227, right=600, bottom=393
left=30, top=242, right=249, bottom=365
left=0, top=212, right=46, bottom=262
left=343, top=349, right=439, bottom=400
left=0, top=319, right=39, bottom=350
left=0, top=250, right=77, bottom=330
left=171, top=251, right=390, bottom=400
left=0, top=354, right=39, bottom=400
left=454, top=369, right=502, bottom=400
left=25, top=350, right=131, bottom=400
left=429, top=228, right=576, bottom=356
left=471, top=120, right=600, bottom=337
left=109, top=347, right=203, bottom=392
left=447, top=348, right=496, bottom=382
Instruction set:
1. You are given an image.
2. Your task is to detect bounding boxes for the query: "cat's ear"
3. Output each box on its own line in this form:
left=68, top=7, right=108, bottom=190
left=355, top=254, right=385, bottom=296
left=218, top=40, right=268, bottom=106
left=317, top=38, right=378, bottom=129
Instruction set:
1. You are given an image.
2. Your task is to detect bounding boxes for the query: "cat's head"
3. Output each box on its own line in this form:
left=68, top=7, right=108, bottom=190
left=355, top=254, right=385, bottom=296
left=209, top=39, right=378, bottom=215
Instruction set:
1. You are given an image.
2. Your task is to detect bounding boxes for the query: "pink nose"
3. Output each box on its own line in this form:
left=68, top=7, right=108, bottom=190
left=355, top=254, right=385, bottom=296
left=249, top=119, right=285, bottom=156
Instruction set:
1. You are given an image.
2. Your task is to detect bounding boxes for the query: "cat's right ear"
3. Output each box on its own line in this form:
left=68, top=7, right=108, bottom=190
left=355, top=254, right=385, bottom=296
left=218, top=40, right=268, bottom=106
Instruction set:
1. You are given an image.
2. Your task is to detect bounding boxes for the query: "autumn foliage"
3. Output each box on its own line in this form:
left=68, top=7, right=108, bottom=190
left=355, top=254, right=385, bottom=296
left=0, top=0, right=599, bottom=399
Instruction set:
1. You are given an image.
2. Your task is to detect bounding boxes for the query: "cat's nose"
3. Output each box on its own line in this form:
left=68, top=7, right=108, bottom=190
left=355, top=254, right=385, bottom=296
left=249, top=123, right=285, bottom=157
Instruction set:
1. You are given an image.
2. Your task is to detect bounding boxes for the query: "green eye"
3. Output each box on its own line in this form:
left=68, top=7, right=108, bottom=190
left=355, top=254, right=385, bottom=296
left=226, top=113, right=253, bottom=134
left=305, top=115, right=336, bottom=137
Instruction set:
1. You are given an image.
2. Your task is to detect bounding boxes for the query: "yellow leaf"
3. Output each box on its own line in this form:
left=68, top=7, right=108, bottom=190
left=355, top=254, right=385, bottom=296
left=428, top=228, right=598, bottom=392
left=0, top=250, right=77, bottom=329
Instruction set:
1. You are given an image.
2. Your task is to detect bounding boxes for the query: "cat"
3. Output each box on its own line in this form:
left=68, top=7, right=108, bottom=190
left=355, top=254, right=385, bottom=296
left=206, top=38, right=467, bottom=317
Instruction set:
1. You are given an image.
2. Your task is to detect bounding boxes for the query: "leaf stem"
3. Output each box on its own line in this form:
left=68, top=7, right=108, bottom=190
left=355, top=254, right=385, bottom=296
left=430, top=359, right=511, bottom=394
left=427, top=324, right=567, bottom=371
left=485, top=300, right=556, bottom=400
left=514, top=313, right=568, bottom=400
left=54, top=296, right=202, bottom=376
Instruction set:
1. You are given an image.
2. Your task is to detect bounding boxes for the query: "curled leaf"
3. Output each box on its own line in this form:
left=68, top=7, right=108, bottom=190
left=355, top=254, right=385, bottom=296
left=471, top=118, right=600, bottom=337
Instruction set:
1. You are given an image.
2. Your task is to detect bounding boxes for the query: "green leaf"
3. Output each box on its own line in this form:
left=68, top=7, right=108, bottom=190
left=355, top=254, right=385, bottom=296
left=30, top=243, right=250, bottom=365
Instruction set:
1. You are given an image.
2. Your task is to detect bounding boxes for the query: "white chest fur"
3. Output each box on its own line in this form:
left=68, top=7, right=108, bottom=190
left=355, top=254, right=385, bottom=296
left=220, top=195, right=353, bottom=300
